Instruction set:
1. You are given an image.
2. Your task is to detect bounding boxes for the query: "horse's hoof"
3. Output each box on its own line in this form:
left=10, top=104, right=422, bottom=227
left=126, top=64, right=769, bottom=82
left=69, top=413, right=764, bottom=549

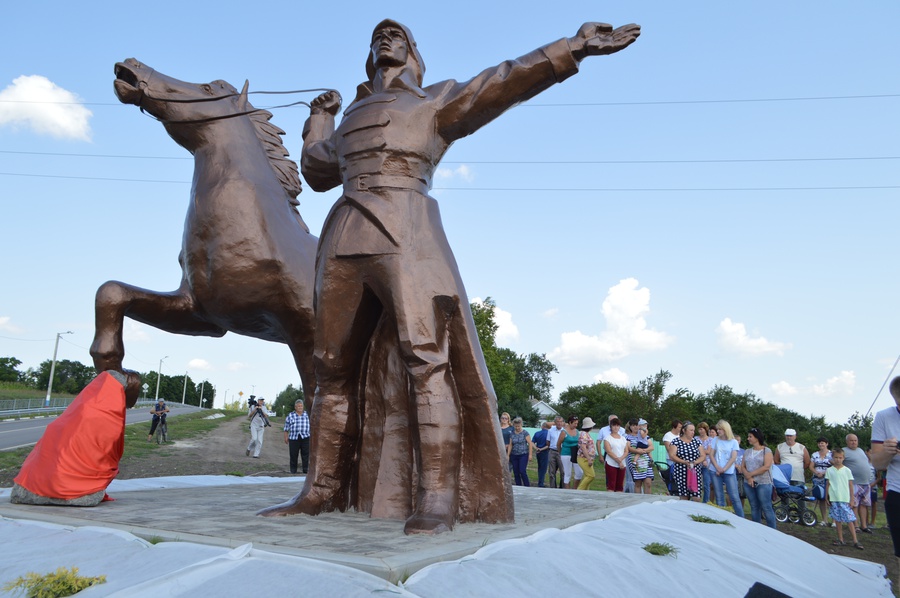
left=404, top=509, right=454, bottom=535
left=123, top=370, right=141, bottom=408
left=256, top=488, right=331, bottom=517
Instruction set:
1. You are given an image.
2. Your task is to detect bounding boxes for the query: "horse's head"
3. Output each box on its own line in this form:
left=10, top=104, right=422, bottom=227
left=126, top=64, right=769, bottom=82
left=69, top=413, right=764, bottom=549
left=114, top=58, right=251, bottom=150
left=114, top=58, right=303, bottom=200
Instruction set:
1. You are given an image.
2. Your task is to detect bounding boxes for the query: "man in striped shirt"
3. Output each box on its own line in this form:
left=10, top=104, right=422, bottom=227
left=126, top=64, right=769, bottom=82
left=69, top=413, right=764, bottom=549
left=283, top=400, right=311, bottom=474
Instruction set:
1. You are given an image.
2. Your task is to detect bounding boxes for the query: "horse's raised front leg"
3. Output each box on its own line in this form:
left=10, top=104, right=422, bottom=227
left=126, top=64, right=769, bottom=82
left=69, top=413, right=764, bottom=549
left=90, top=278, right=226, bottom=405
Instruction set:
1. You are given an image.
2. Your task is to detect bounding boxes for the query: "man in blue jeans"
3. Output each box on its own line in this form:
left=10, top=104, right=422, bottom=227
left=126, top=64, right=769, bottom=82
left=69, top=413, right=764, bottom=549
left=532, top=422, right=551, bottom=487
left=147, top=398, right=168, bottom=442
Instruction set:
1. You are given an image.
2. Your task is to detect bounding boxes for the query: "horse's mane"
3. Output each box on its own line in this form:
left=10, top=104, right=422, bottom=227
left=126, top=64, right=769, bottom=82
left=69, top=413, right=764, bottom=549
left=248, top=109, right=303, bottom=200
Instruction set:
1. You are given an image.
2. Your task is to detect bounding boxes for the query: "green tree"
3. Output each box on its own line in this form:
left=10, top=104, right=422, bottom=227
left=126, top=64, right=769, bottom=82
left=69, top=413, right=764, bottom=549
left=28, top=359, right=96, bottom=394
left=469, top=298, right=543, bottom=425
left=830, top=411, right=873, bottom=448
left=274, top=383, right=304, bottom=417
left=0, top=357, right=23, bottom=382
left=555, top=382, right=635, bottom=425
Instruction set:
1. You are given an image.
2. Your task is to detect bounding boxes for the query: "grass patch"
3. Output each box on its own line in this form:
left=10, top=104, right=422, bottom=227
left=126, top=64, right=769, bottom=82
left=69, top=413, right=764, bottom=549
left=690, top=514, right=733, bottom=526
left=224, top=471, right=245, bottom=477
left=146, top=536, right=165, bottom=545
left=122, top=410, right=244, bottom=460
left=2, top=566, right=106, bottom=597
left=643, top=542, right=678, bottom=557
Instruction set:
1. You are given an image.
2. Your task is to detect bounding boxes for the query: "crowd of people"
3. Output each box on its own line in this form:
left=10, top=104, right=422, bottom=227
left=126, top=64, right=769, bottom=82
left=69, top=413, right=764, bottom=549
left=501, top=411, right=886, bottom=547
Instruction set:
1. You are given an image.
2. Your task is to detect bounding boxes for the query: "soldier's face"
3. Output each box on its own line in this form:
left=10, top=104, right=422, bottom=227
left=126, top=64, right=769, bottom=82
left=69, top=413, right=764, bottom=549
left=372, top=27, right=409, bottom=69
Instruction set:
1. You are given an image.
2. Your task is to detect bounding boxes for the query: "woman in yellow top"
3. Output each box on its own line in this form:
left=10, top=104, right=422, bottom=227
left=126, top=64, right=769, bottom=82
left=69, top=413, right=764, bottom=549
left=576, top=417, right=597, bottom=490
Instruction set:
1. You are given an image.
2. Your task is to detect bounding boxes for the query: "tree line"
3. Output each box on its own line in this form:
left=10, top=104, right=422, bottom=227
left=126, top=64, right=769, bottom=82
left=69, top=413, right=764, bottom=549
left=468, top=301, right=873, bottom=451
left=0, top=356, right=215, bottom=407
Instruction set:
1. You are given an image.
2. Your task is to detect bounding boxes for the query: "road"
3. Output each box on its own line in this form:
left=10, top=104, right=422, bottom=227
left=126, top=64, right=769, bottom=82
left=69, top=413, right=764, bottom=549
left=0, top=404, right=203, bottom=451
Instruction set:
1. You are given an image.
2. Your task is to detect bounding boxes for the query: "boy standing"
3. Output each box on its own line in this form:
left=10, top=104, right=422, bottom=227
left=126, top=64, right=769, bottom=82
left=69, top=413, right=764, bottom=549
left=826, top=447, right=863, bottom=550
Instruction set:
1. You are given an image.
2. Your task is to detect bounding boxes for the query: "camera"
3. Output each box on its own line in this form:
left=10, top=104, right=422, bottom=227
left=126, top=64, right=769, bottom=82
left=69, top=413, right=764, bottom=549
left=248, top=395, right=258, bottom=407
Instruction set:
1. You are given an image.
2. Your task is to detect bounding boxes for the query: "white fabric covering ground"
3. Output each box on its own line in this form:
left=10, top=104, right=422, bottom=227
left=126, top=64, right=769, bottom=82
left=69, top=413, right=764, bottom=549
left=0, top=478, right=891, bottom=597
left=403, top=500, right=892, bottom=597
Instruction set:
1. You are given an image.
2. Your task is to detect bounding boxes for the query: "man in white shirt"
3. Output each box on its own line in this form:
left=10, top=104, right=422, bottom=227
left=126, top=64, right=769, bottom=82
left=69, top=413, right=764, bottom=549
left=546, top=416, right=565, bottom=488
left=774, top=428, right=810, bottom=486
left=246, top=397, right=271, bottom=458
left=871, top=376, right=900, bottom=590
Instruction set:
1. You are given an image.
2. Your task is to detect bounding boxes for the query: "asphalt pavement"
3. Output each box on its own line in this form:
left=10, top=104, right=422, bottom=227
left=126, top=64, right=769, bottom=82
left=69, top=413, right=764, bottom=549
left=0, top=403, right=202, bottom=451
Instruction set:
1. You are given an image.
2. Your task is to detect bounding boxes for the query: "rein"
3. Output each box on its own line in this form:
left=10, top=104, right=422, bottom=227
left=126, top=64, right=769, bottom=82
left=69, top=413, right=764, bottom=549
left=138, top=87, right=339, bottom=125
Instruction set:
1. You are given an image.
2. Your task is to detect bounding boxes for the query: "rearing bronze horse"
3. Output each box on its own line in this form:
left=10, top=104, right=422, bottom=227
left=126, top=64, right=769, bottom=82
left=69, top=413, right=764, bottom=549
left=90, top=58, right=318, bottom=405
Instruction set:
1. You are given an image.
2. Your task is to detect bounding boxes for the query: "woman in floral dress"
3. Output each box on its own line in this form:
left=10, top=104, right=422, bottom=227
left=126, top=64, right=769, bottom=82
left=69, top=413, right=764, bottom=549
left=626, top=418, right=654, bottom=494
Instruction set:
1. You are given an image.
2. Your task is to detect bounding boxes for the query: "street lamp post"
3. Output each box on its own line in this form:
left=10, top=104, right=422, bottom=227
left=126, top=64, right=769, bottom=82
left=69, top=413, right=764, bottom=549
left=154, top=356, right=169, bottom=402
left=181, top=371, right=189, bottom=404
left=44, top=331, right=73, bottom=407
left=199, top=380, right=205, bottom=409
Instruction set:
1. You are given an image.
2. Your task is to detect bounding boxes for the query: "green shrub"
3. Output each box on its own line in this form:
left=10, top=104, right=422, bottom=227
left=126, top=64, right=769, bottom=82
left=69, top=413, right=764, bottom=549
left=642, top=542, right=678, bottom=557
left=690, top=514, right=733, bottom=526
left=2, top=566, right=106, bottom=597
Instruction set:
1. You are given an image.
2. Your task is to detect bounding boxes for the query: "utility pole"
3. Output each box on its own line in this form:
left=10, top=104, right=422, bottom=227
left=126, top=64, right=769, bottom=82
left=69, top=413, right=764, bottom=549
left=182, top=371, right=188, bottom=404
left=44, top=331, right=73, bottom=407
left=154, top=356, right=169, bottom=402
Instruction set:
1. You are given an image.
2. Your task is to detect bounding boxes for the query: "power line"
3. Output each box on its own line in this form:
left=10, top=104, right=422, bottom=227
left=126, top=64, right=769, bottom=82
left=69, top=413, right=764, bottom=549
left=0, top=150, right=189, bottom=160
left=1, top=92, right=898, bottom=107
left=526, top=93, right=900, bottom=107
left=0, top=171, right=895, bottom=191
left=432, top=186, right=900, bottom=192
left=0, top=172, right=187, bottom=184
left=0, top=334, right=55, bottom=342
left=2, top=149, right=898, bottom=165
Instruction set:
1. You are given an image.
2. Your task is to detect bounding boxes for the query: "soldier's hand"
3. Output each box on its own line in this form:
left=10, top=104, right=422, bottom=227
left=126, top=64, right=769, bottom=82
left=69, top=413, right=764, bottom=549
left=570, top=22, right=641, bottom=60
left=311, top=90, right=342, bottom=116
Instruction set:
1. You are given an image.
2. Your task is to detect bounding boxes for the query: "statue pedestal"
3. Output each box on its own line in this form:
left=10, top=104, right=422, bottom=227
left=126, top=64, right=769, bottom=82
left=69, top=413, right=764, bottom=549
left=0, top=480, right=666, bottom=582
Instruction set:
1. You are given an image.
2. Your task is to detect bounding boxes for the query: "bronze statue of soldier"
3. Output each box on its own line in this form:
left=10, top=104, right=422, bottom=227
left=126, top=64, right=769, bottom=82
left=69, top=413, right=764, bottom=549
left=259, top=19, right=640, bottom=534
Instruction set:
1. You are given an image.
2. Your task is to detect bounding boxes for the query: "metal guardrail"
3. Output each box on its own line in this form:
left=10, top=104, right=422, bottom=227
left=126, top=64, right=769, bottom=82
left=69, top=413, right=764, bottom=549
left=0, top=398, right=198, bottom=419
left=0, top=397, right=74, bottom=418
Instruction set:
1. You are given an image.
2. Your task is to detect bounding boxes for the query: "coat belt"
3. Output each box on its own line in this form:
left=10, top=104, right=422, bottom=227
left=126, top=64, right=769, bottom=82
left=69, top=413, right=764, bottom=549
left=349, top=173, right=429, bottom=195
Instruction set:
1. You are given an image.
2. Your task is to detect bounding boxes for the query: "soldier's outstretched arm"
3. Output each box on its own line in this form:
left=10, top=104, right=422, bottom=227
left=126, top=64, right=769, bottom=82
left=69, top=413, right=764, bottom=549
left=568, top=22, right=641, bottom=61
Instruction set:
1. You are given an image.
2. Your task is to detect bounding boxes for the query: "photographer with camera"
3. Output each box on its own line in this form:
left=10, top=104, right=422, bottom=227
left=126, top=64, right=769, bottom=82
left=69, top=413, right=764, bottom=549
left=246, top=396, right=271, bottom=458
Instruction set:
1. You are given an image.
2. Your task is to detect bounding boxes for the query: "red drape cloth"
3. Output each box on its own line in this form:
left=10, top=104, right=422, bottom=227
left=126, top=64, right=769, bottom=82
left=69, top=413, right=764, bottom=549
left=14, top=372, right=126, bottom=499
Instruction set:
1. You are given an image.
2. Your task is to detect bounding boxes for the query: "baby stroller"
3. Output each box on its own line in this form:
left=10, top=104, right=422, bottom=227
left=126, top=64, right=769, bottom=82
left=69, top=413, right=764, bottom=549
left=655, top=461, right=674, bottom=495
left=771, top=463, right=818, bottom=526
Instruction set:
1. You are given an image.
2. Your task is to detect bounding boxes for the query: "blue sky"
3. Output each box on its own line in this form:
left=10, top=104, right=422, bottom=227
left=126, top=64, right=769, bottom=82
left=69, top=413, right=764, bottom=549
left=1, top=1, right=897, bottom=421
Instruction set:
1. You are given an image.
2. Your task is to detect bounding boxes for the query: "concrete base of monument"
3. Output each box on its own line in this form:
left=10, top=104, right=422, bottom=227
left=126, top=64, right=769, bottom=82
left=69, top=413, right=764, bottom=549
left=0, top=477, right=666, bottom=581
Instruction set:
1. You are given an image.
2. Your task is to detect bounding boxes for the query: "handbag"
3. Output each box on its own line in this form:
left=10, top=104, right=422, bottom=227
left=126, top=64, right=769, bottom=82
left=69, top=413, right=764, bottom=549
left=571, top=445, right=579, bottom=460
left=813, top=484, right=826, bottom=501
left=687, top=466, right=699, bottom=493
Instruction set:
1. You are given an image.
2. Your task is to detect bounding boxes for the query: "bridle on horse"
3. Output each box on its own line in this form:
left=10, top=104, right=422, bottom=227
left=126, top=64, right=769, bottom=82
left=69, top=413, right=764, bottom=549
left=136, top=75, right=339, bottom=125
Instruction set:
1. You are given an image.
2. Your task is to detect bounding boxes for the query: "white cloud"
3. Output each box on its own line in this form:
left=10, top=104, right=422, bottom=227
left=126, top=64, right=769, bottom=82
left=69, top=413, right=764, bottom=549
left=542, top=308, right=559, bottom=318
left=494, top=305, right=519, bottom=345
left=188, top=358, right=213, bottom=371
left=771, top=380, right=798, bottom=396
left=594, top=367, right=630, bottom=386
left=549, top=278, right=673, bottom=367
left=812, top=370, right=856, bottom=396
left=122, top=321, right=151, bottom=343
left=0, top=316, right=23, bottom=334
left=434, top=164, right=474, bottom=182
left=227, top=362, right=248, bottom=372
left=716, top=318, right=791, bottom=356
left=471, top=297, right=519, bottom=345
left=0, top=75, right=92, bottom=141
